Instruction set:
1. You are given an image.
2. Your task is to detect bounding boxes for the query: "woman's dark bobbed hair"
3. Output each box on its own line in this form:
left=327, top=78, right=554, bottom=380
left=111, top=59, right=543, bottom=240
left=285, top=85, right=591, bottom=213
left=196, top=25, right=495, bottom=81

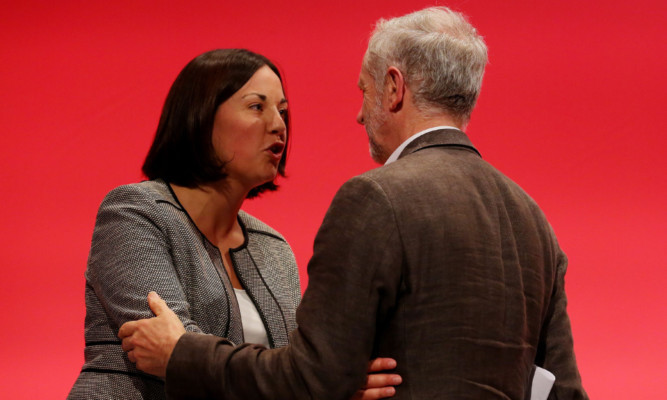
left=142, top=48, right=289, bottom=198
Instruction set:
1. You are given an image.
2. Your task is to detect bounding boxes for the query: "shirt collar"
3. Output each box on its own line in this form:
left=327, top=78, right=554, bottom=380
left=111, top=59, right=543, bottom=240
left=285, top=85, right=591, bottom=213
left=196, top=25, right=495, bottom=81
left=384, top=126, right=461, bottom=165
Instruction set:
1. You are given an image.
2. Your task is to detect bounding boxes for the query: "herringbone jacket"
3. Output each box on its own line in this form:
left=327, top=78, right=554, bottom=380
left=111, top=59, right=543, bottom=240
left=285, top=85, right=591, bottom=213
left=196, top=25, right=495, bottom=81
left=68, top=180, right=300, bottom=399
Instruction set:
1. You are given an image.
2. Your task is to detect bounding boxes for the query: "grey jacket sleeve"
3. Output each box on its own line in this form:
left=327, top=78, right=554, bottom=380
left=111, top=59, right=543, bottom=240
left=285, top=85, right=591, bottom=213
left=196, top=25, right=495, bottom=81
left=86, top=185, right=203, bottom=332
left=165, top=176, right=403, bottom=400
left=538, top=252, right=588, bottom=400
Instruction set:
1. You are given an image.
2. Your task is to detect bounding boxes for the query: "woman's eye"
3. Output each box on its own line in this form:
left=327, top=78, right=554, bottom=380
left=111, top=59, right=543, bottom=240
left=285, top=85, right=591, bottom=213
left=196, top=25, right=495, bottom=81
left=279, top=109, right=288, bottom=118
left=250, top=104, right=263, bottom=111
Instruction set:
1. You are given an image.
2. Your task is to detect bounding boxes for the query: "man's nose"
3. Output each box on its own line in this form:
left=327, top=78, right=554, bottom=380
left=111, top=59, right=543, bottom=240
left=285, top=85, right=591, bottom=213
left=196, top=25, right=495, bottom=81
left=356, top=107, right=364, bottom=125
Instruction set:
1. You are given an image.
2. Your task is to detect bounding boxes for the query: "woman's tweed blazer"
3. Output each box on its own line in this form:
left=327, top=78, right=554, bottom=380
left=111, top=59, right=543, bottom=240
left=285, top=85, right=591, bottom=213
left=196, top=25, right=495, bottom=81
left=68, top=180, right=300, bottom=399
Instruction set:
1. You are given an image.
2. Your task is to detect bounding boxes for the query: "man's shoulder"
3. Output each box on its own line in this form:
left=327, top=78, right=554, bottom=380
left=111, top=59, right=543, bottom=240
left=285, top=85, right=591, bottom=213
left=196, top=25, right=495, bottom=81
left=354, top=153, right=438, bottom=187
left=331, top=167, right=409, bottom=209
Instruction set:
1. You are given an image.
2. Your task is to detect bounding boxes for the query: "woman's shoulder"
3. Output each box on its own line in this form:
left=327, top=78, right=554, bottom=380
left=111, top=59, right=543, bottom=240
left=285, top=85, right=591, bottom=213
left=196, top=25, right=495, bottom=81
left=101, top=179, right=177, bottom=208
left=238, top=210, right=286, bottom=242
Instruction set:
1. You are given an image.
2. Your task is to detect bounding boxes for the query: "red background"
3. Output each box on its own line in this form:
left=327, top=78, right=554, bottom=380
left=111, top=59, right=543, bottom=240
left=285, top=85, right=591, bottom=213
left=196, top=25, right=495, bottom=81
left=1, top=0, right=665, bottom=398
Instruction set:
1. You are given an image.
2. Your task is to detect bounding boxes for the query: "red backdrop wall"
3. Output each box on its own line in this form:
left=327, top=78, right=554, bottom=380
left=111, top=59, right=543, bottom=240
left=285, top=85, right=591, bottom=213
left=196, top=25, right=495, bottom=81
left=1, top=0, right=665, bottom=398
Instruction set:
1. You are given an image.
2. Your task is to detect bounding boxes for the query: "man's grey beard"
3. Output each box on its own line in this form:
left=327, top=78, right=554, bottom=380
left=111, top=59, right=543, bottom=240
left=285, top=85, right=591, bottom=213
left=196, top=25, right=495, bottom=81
left=368, top=135, right=388, bottom=164
left=365, top=101, right=389, bottom=164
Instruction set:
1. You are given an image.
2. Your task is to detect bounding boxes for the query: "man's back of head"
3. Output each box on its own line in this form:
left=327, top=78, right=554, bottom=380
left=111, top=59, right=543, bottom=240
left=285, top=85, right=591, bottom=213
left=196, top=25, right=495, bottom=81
left=363, top=6, right=488, bottom=126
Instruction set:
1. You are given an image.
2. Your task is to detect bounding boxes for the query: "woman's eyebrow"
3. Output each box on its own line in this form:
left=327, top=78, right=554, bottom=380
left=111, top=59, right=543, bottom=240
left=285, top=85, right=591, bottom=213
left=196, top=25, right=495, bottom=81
left=242, top=92, right=267, bottom=101
left=242, top=93, right=288, bottom=104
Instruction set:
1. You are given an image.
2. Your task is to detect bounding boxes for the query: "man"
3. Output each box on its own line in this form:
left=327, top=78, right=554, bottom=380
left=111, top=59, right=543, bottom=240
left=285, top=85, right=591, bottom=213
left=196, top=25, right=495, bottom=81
left=120, top=6, right=588, bottom=399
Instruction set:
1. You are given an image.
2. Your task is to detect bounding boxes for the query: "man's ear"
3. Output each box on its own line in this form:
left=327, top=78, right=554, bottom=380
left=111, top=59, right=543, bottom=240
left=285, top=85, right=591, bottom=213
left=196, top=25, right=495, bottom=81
left=385, top=66, right=405, bottom=112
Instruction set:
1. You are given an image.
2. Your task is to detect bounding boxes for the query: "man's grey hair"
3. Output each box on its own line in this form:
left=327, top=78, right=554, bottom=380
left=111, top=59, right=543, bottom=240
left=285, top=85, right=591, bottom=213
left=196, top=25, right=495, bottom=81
left=363, top=6, right=488, bottom=123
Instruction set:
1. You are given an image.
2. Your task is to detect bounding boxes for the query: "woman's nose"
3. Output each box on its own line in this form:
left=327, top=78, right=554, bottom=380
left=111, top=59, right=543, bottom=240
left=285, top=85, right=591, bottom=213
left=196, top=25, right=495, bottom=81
left=270, top=110, right=287, bottom=140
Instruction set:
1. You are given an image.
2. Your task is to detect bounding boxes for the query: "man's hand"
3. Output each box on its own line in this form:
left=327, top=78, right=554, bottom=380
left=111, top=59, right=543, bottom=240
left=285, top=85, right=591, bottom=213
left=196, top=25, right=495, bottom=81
left=352, top=358, right=402, bottom=399
left=118, top=291, right=186, bottom=378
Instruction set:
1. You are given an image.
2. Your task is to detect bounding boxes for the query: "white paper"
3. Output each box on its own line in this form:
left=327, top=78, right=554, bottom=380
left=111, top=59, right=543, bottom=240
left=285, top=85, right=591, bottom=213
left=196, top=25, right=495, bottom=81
left=531, top=366, right=555, bottom=400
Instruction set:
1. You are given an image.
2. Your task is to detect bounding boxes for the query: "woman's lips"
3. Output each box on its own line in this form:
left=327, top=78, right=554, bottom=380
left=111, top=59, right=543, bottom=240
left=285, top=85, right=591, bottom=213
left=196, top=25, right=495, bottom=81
left=267, top=142, right=285, bottom=159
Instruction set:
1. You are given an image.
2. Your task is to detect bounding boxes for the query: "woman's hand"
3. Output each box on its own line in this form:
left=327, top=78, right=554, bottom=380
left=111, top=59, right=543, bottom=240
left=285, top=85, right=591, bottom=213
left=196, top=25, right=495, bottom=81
left=352, top=358, right=402, bottom=399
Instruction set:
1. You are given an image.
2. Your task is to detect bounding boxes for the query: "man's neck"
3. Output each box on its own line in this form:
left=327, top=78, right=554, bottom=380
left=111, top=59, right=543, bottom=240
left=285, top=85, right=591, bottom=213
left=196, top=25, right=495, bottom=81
left=384, top=124, right=462, bottom=165
left=400, top=114, right=463, bottom=142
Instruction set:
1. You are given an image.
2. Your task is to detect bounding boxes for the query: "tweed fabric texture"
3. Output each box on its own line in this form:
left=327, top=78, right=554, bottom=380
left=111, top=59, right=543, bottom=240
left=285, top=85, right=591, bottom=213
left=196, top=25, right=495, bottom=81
left=68, top=180, right=300, bottom=399
left=67, top=372, right=165, bottom=400
left=166, top=129, right=587, bottom=400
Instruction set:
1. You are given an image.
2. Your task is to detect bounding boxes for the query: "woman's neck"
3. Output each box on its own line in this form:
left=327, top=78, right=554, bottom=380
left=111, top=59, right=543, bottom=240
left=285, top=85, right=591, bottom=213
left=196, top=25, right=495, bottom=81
left=170, top=181, right=247, bottom=246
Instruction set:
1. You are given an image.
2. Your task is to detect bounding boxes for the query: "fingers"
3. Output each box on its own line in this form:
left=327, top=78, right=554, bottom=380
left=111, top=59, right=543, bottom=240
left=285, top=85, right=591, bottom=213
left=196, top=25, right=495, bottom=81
left=118, top=321, right=137, bottom=339
left=363, top=357, right=401, bottom=397
left=147, top=291, right=168, bottom=316
left=367, top=357, right=397, bottom=372
left=352, top=386, right=396, bottom=400
left=121, top=335, right=135, bottom=352
left=365, top=373, right=402, bottom=389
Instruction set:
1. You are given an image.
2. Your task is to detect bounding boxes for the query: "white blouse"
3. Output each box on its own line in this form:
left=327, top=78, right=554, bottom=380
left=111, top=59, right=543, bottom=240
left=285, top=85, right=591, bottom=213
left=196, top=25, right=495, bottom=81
left=234, top=288, right=270, bottom=347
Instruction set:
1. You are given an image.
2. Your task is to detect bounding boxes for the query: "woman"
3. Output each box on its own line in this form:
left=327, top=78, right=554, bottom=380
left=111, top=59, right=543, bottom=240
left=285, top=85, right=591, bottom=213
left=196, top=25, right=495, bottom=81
left=68, top=49, right=398, bottom=399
